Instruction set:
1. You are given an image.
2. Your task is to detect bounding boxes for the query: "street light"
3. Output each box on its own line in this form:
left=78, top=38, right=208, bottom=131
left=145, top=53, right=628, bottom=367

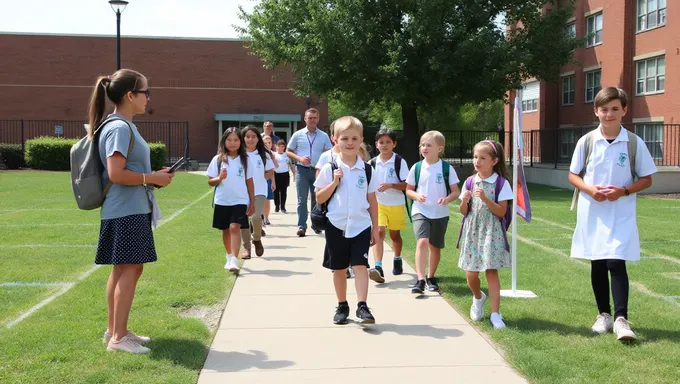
left=109, top=0, right=129, bottom=70
left=305, top=94, right=311, bottom=109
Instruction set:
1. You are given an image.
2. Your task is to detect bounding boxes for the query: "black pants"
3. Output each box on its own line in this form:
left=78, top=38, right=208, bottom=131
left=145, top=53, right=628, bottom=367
left=274, top=172, right=290, bottom=210
left=591, top=259, right=629, bottom=319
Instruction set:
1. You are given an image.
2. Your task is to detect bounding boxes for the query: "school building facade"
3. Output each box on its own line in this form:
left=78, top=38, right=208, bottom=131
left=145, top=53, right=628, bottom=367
left=505, top=0, right=679, bottom=170
left=0, top=32, right=328, bottom=161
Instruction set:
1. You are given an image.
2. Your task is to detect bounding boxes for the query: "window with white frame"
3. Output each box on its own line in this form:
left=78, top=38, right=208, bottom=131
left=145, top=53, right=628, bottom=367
left=564, top=22, right=576, bottom=38
left=585, top=70, right=601, bottom=103
left=562, top=76, right=575, bottom=105
left=586, top=12, right=603, bottom=47
left=637, top=0, right=666, bottom=32
left=636, top=56, right=665, bottom=95
left=521, top=81, right=539, bottom=112
left=635, top=123, right=663, bottom=160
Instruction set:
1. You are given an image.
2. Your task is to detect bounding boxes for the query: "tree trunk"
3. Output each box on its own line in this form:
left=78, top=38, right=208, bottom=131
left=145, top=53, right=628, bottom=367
left=400, top=101, right=420, bottom=166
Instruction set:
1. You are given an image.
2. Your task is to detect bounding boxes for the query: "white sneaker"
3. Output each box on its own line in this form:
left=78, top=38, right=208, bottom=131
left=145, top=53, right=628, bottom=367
left=470, top=292, right=486, bottom=321
left=107, top=335, right=151, bottom=354
left=228, top=256, right=240, bottom=273
left=613, top=317, right=637, bottom=341
left=591, top=313, right=613, bottom=334
left=103, top=330, right=151, bottom=344
left=490, top=312, right=506, bottom=329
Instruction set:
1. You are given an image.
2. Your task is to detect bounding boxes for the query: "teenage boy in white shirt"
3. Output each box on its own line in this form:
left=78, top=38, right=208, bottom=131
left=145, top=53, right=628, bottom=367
left=569, top=87, right=657, bottom=342
left=314, top=116, right=379, bottom=325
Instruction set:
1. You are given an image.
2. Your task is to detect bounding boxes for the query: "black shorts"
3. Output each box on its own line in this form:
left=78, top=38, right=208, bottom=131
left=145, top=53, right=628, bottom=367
left=212, top=204, right=248, bottom=230
left=323, top=223, right=371, bottom=270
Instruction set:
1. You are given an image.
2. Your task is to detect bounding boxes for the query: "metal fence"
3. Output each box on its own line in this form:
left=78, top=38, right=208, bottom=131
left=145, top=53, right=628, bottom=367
left=0, top=119, right=189, bottom=164
left=363, top=124, right=680, bottom=167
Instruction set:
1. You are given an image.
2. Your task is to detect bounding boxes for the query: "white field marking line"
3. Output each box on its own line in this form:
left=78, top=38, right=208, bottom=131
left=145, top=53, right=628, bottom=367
left=0, top=244, right=96, bottom=249
left=448, top=207, right=680, bottom=307
left=4, top=189, right=213, bottom=329
left=0, top=282, right=72, bottom=287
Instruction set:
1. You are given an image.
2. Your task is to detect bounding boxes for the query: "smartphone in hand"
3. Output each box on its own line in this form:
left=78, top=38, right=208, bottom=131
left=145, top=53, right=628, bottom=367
left=168, top=157, right=185, bottom=173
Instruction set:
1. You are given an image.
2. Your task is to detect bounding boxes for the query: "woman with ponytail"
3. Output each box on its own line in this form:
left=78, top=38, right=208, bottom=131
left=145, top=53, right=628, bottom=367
left=89, top=69, right=174, bottom=354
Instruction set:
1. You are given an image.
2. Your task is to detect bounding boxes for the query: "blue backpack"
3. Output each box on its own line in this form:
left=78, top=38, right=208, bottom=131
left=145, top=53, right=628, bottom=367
left=456, top=175, right=512, bottom=251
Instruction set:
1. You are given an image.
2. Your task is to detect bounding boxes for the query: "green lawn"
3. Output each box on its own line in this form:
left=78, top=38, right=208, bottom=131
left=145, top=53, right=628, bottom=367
left=0, top=171, right=235, bottom=384
left=399, top=183, right=680, bottom=383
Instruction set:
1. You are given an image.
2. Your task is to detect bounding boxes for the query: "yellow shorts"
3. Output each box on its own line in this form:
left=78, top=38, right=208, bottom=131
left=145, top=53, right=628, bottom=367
left=378, top=204, right=407, bottom=231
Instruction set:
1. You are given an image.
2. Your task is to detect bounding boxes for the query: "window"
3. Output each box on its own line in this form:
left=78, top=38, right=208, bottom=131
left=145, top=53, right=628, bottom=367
left=521, top=81, right=539, bottom=112
left=635, top=123, right=663, bottom=160
left=562, top=76, right=575, bottom=105
left=638, top=0, right=666, bottom=31
left=560, top=130, right=576, bottom=160
left=564, top=22, right=576, bottom=38
left=585, top=70, right=601, bottom=103
left=586, top=12, right=603, bottom=47
left=636, top=56, right=665, bottom=95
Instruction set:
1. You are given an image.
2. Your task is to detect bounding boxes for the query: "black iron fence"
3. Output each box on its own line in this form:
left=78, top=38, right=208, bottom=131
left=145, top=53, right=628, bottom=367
left=0, top=119, right=189, bottom=164
left=363, top=124, right=680, bottom=167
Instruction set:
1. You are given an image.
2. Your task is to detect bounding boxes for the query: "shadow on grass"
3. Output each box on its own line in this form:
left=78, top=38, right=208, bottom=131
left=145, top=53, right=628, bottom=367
left=149, top=338, right=208, bottom=370
left=436, top=275, right=473, bottom=297
left=200, top=349, right=295, bottom=372
left=510, top=317, right=596, bottom=338
left=361, top=323, right=464, bottom=339
left=636, top=327, right=680, bottom=343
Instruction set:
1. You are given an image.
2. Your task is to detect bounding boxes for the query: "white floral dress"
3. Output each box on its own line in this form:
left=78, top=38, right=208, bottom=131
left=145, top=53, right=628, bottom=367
left=458, top=174, right=512, bottom=272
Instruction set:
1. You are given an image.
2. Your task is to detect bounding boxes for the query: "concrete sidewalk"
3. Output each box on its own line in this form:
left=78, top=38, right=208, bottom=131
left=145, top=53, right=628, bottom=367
left=198, top=187, right=527, bottom=384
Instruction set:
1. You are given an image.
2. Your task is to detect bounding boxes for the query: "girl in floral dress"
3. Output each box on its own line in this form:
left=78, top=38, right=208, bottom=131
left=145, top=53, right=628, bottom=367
left=458, top=140, right=513, bottom=329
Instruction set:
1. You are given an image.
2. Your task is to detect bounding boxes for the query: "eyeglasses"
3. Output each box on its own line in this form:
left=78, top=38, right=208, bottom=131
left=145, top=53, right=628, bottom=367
left=131, top=89, right=151, bottom=100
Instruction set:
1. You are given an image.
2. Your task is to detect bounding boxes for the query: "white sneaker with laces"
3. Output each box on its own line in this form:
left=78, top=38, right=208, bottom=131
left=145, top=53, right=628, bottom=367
left=613, top=317, right=637, bottom=341
left=224, top=254, right=230, bottom=270
left=103, top=330, right=151, bottom=344
left=228, top=256, right=240, bottom=273
left=490, top=312, right=506, bottom=329
left=470, top=292, right=486, bottom=321
left=591, top=313, right=613, bottom=334
left=107, top=335, right=151, bottom=354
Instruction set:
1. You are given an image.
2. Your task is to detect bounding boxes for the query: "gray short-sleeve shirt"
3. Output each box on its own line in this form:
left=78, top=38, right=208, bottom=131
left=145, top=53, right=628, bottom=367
left=98, top=114, right=152, bottom=220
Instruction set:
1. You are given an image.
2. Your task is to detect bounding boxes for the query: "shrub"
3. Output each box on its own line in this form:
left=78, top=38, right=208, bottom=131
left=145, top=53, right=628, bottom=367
left=25, top=137, right=78, bottom=171
left=24, top=137, right=167, bottom=171
left=149, top=143, right=167, bottom=170
left=0, top=144, right=25, bottom=169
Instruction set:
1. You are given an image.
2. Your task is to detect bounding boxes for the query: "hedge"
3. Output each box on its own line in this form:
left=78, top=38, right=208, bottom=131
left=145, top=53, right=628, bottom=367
left=24, top=137, right=167, bottom=171
left=0, top=143, right=25, bottom=169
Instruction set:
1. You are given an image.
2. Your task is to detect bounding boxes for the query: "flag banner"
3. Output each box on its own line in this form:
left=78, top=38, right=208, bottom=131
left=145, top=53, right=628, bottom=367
left=514, top=95, right=532, bottom=223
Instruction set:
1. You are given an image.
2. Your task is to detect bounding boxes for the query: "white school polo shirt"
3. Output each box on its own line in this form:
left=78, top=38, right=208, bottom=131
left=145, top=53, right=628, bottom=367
left=569, top=126, right=657, bottom=262
left=314, top=156, right=378, bottom=238
left=406, top=159, right=460, bottom=219
left=315, top=148, right=337, bottom=170
left=248, top=151, right=275, bottom=197
left=374, top=153, right=409, bottom=206
left=274, top=152, right=290, bottom=173
left=206, top=155, right=254, bottom=206
left=459, top=173, right=513, bottom=202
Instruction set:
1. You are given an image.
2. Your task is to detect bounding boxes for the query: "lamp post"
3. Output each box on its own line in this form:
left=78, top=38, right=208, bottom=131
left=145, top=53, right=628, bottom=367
left=109, top=0, right=129, bottom=70
left=305, top=94, right=311, bottom=109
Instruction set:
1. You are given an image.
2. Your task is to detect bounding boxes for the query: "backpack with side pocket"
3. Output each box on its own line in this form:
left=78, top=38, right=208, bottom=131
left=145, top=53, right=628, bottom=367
left=570, top=128, right=638, bottom=211
left=369, top=154, right=412, bottom=222
left=70, top=117, right=134, bottom=210
left=456, top=175, right=512, bottom=251
left=311, top=160, right=373, bottom=231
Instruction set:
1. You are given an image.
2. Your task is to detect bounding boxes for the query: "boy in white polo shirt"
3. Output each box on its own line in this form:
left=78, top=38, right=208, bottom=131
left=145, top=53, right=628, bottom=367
left=569, top=87, right=657, bottom=342
left=406, top=130, right=460, bottom=295
left=314, top=116, right=379, bottom=325
left=368, top=128, right=409, bottom=283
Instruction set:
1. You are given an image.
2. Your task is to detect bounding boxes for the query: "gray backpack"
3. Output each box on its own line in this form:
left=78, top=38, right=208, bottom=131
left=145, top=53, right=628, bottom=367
left=70, top=117, right=134, bottom=210
left=570, top=128, right=638, bottom=211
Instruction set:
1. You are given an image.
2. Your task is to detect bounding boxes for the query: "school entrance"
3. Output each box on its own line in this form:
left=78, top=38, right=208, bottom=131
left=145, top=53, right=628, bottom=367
left=214, top=113, right=302, bottom=144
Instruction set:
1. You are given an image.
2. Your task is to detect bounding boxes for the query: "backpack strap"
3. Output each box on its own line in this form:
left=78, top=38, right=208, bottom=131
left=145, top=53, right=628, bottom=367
left=394, top=154, right=404, bottom=182
left=414, top=161, right=422, bottom=191
left=456, top=176, right=476, bottom=249
left=364, top=161, right=372, bottom=186
left=496, top=176, right=510, bottom=251
left=626, top=129, right=638, bottom=181
left=369, top=157, right=377, bottom=169
left=443, top=160, right=451, bottom=196
left=98, top=117, right=135, bottom=196
left=570, top=129, right=597, bottom=211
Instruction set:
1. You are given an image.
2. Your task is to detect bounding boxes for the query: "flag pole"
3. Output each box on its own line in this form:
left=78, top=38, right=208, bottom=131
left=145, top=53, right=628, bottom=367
left=501, top=87, right=537, bottom=299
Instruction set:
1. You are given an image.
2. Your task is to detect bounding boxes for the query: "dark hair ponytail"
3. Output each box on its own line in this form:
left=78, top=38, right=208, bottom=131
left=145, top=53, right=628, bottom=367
left=87, top=68, right=145, bottom=138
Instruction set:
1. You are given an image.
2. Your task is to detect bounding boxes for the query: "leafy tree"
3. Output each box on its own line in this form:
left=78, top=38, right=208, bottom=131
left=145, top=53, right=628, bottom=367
left=239, top=0, right=579, bottom=163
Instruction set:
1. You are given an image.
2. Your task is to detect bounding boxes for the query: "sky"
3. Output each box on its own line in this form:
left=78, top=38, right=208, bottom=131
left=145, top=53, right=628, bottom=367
left=0, top=0, right=259, bottom=39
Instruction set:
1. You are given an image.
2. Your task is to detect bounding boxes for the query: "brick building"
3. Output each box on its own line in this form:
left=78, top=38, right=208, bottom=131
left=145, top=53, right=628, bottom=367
left=0, top=32, right=328, bottom=161
left=505, top=0, right=679, bottom=166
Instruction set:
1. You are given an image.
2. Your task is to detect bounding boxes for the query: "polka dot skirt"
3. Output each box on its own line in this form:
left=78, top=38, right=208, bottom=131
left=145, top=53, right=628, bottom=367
left=95, top=213, right=157, bottom=265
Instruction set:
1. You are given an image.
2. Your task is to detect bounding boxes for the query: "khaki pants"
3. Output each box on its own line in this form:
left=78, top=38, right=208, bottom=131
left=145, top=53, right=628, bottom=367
left=242, top=195, right=266, bottom=249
